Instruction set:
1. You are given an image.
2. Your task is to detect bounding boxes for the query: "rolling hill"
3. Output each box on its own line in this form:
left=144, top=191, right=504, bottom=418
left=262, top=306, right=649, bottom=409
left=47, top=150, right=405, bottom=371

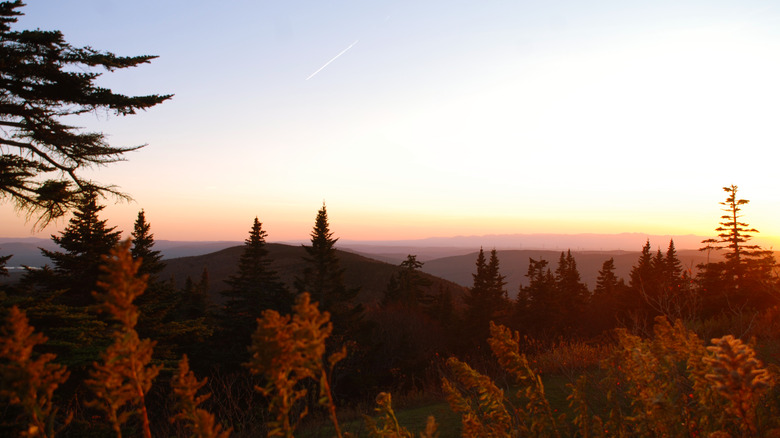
left=159, top=243, right=468, bottom=306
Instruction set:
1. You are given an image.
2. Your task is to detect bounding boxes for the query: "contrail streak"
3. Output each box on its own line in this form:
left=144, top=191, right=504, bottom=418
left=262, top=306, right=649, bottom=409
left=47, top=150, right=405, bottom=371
left=306, top=40, right=359, bottom=80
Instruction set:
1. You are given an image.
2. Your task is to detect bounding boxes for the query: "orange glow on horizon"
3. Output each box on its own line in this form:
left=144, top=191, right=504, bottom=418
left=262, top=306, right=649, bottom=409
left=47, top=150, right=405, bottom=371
left=3, top=202, right=779, bottom=252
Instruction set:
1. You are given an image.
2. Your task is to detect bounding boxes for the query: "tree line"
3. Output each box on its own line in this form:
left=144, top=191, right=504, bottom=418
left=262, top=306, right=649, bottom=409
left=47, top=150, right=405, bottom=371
left=372, top=185, right=778, bottom=374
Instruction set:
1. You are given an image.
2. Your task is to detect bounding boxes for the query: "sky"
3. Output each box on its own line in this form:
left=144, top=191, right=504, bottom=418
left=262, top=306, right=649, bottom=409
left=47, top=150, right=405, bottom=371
left=2, top=1, right=780, bottom=248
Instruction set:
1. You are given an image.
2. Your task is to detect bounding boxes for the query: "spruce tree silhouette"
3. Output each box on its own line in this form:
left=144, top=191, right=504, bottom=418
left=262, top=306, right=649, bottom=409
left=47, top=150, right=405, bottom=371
left=294, top=204, right=362, bottom=338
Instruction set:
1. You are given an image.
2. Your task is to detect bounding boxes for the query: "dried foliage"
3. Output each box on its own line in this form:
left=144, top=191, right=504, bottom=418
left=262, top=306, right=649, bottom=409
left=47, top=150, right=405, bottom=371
left=364, top=392, right=438, bottom=438
left=85, top=241, right=160, bottom=438
left=442, top=357, right=513, bottom=437
left=603, top=317, right=778, bottom=437
left=0, top=306, right=70, bottom=437
left=527, top=337, right=612, bottom=377
left=566, top=374, right=604, bottom=438
left=245, top=292, right=346, bottom=438
left=488, top=322, right=563, bottom=437
left=438, top=317, right=779, bottom=438
left=170, top=354, right=231, bottom=438
left=704, top=335, right=772, bottom=436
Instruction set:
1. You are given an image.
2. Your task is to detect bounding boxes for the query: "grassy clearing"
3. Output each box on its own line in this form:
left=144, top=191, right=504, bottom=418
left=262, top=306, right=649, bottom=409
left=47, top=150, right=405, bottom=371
left=297, top=372, right=580, bottom=437
left=298, top=396, right=460, bottom=437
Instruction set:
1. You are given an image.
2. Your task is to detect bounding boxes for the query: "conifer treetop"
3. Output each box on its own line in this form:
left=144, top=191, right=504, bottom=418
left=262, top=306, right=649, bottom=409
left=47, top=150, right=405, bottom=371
left=295, top=203, right=362, bottom=335
left=701, top=185, right=763, bottom=261
left=37, top=190, right=121, bottom=306
left=131, top=209, right=164, bottom=278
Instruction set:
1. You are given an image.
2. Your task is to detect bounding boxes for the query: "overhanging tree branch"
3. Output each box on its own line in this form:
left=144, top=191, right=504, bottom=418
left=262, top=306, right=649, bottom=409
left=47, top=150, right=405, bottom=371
left=0, top=1, right=172, bottom=226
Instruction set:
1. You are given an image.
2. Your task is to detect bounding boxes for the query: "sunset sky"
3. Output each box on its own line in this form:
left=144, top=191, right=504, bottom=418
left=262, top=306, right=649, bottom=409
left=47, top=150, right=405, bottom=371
left=2, top=1, right=780, bottom=248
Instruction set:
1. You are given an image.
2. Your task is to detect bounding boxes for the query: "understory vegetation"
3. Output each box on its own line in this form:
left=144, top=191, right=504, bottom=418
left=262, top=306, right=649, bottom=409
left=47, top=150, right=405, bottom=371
left=1, top=186, right=780, bottom=437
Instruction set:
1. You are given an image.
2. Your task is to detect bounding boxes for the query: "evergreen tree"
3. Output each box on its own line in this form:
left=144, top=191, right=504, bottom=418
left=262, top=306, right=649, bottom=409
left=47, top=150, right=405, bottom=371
left=199, top=268, right=209, bottom=295
left=294, top=204, right=362, bottom=337
left=512, top=286, right=531, bottom=333
left=650, top=239, right=697, bottom=319
left=588, top=257, right=626, bottom=334
left=663, top=240, right=686, bottom=291
left=428, top=283, right=455, bottom=328
left=700, top=185, right=775, bottom=287
left=553, top=250, right=589, bottom=334
left=651, top=248, right=666, bottom=285
left=0, top=250, right=10, bottom=307
left=0, top=1, right=171, bottom=225
left=627, top=239, right=654, bottom=318
left=521, top=257, right=558, bottom=337
left=16, top=191, right=117, bottom=369
left=642, top=247, right=667, bottom=314
left=130, top=209, right=169, bottom=323
left=699, top=185, right=777, bottom=312
left=130, top=210, right=164, bottom=280
left=629, top=240, right=654, bottom=294
left=180, top=269, right=213, bottom=321
left=37, top=191, right=121, bottom=306
left=469, top=248, right=489, bottom=299
left=485, top=249, right=508, bottom=304
left=382, top=254, right=432, bottom=309
left=555, top=250, right=588, bottom=302
left=462, top=249, right=509, bottom=347
left=593, top=258, right=620, bottom=297
left=223, top=217, right=290, bottom=315
left=130, top=211, right=206, bottom=366
left=220, top=217, right=291, bottom=366
left=172, top=268, right=217, bottom=371
left=0, top=249, right=10, bottom=277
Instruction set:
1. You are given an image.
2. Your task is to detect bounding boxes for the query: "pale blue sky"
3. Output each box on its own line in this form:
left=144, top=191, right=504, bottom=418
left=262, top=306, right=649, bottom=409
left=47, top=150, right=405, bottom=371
left=3, top=1, right=780, bottom=247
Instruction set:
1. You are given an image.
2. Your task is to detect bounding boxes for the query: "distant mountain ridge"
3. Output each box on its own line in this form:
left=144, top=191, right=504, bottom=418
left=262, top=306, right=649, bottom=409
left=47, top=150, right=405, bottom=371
left=339, top=232, right=713, bottom=257
left=0, top=238, right=243, bottom=268
left=0, top=232, right=726, bottom=269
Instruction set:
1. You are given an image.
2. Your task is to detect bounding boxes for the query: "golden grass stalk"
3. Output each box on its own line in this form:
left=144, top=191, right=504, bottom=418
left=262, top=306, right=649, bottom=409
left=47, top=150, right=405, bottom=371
left=170, top=354, right=231, bottom=438
left=245, top=292, right=345, bottom=438
left=0, top=305, right=71, bottom=438
left=86, top=240, right=160, bottom=438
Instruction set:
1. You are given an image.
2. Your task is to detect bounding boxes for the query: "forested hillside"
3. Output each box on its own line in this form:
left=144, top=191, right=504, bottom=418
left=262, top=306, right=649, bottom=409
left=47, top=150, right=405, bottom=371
left=160, top=243, right=467, bottom=305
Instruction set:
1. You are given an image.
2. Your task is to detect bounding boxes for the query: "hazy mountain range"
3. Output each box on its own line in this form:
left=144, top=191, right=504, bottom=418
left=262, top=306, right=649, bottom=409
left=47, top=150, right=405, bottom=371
left=339, top=232, right=712, bottom=259
left=0, top=237, right=243, bottom=267
left=1, top=233, right=734, bottom=303
left=0, top=232, right=715, bottom=268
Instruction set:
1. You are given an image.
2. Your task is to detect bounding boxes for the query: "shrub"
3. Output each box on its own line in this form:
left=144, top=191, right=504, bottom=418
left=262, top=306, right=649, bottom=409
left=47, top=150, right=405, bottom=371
left=85, top=241, right=160, bottom=438
left=170, top=354, right=231, bottom=438
left=245, top=293, right=346, bottom=438
left=441, top=317, right=779, bottom=438
left=0, top=306, right=71, bottom=438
